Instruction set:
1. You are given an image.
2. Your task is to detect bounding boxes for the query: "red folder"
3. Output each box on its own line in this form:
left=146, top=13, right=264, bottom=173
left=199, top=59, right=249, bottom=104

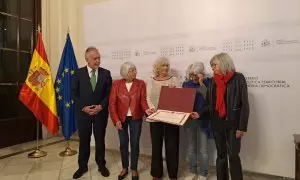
left=157, top=86, right=196, bottom=113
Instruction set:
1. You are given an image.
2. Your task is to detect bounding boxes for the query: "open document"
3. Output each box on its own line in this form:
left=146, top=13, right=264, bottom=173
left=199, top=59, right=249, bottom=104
left=146, top=86, right=196, bottom=126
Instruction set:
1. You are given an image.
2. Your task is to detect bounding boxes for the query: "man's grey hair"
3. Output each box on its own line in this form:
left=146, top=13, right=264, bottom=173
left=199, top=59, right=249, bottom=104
left=120, top=61, right=136, bottom=79
left=153, top=57, right=169, bottom=77
left=186, top=62, right=205, bottom=79
left=210, top=52, right=235, bottom=75
left=85, top=46, right=99, bottom=60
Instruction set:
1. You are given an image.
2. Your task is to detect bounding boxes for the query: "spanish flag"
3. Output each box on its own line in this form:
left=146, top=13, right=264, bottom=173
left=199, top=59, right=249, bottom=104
left=19, top=32, right=59, bottom=135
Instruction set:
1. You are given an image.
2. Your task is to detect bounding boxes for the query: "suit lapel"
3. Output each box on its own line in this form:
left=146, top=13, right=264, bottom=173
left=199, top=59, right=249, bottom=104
left=120, top=79, right=128, bottom=94
left=94, top=67, right=103, bottom=92
left=129, top=80, right=137, bottom=94
left=83, top=66, right=94, bottom=93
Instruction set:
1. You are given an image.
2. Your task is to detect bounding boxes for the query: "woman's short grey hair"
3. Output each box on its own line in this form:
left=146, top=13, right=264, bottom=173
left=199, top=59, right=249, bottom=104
left=210, top=52, right=235, bottom=75
left=85, top=46, right=99, bottom=60
left=186, top=62, right=205, bottom=79
left=153, top=57, right=170, bottom=77
left=120, top=61, right=136, bottom=79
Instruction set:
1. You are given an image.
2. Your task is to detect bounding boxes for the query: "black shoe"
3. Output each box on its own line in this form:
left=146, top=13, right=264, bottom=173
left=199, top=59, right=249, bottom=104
left=132, top=174, right=139, bottom=180
left=118, top=169, right=128, bottom=180
left=132, top=170, right=139, bottom=180
left=73, top=168, right=88, bottom=179
left=98, top=166, right=110, bottom=177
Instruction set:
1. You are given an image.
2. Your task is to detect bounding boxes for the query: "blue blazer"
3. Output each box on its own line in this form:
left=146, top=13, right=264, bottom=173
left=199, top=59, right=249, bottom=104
left=182, top=78, right=213, bottom=137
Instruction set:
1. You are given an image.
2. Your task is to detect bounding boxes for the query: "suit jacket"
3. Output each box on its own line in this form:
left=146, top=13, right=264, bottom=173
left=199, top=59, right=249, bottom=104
left=109, top=79, right=149, bottom=124
left=71, top=66, right=112, bottom=119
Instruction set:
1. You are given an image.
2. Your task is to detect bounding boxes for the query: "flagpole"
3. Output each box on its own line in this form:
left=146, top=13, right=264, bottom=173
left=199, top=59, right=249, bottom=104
left=59, top=26, right=77, bottom=157
left=27, top=25, right=47, bottom=158
left=28, top=121, right=47, bottom=158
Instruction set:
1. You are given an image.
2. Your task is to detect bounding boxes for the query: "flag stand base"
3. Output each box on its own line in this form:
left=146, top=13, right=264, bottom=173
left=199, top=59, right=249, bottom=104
left=28, top=121, right=47, bottom=158
left=28, top=149, right=47, bottom=158
left=59, top=147, right=77, bottom=157
left=59, top=140, right=77, bottom=157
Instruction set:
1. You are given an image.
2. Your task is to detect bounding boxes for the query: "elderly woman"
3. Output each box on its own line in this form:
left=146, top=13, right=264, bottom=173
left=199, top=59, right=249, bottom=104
left=146, top=57, right=179, bottom=180
left=182, top=62, right=212, bottom=180
left=109, top=62, right=153, bottom=180
left=208, top=53, right=249, bottom=180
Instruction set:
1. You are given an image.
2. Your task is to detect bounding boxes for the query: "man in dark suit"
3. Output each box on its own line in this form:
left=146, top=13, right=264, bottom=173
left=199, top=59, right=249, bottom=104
left=71, top=47, right=112, bottom=179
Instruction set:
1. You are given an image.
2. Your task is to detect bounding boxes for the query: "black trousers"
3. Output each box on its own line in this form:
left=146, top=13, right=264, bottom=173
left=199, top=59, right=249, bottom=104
left=211, top=119, right=243, bottom=180
left=76, top=114, right=108, bottom=170
left=150, top=122, right=179, bottom=179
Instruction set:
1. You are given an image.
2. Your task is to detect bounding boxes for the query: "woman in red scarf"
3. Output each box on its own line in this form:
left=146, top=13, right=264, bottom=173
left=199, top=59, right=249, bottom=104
left=208, top=53, right=249, bottom=180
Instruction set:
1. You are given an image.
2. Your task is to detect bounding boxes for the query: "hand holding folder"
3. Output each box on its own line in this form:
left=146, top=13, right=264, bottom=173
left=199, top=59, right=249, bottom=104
left=147, top=86, right=196, bottom=125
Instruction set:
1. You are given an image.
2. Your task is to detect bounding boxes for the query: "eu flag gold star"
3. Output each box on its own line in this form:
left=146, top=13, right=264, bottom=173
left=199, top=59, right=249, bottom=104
left=55, top=87, right=60, bottom=93
left=57, top=79, right=61, bottom=84
left=71, top=70, right=75, bottom=75
left=66, top=102, right=71, bottom=108
left=64, top=68, right=69, bottom=73
left=58, top=95, right=62, bottom=100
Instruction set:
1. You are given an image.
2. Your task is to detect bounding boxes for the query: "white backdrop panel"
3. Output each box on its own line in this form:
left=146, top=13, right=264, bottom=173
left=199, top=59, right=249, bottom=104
left=84, top=0, right=300, bottom=177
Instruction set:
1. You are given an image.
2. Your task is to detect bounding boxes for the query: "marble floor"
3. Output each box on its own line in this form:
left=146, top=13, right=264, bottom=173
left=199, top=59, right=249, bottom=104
left=0, top=139, right=289, bottom=180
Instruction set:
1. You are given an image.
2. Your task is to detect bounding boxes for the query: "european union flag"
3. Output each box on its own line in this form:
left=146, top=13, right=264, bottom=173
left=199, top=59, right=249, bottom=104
left=54, top=33, right=78, bottom=140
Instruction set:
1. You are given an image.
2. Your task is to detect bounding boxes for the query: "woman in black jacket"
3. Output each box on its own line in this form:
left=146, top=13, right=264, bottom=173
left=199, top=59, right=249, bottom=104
left=208, top=52, right=249, bottom=180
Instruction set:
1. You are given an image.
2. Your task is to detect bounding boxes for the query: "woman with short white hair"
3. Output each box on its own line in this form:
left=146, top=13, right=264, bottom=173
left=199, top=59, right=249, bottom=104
left=208, top=52, right=249, bottom=180
left=109, top=61, right=153, bottom=180
left=146, top=57, right=179, bottom=180
left=182, top=62, right=212, bottom=180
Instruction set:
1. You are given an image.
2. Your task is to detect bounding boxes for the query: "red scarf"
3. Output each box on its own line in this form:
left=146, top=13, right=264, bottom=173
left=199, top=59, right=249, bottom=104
left=214, top=72, right=234, bottom=118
